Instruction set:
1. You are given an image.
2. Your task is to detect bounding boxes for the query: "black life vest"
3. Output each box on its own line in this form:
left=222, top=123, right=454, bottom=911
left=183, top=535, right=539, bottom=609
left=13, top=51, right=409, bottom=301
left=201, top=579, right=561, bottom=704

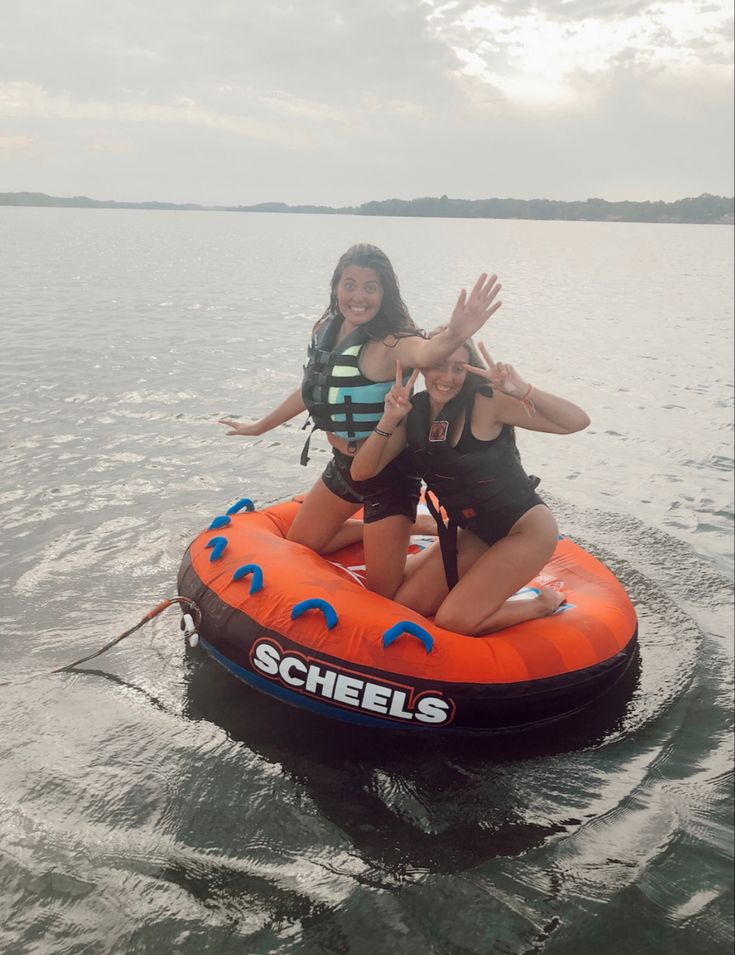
left=406, top=387, right=540, bottom=587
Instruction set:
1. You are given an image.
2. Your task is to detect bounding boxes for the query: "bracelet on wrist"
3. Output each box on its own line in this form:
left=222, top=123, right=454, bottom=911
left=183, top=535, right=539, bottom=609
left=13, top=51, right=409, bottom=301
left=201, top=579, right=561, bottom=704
left=519, top=383, right=536, bottom=417
left=519, top=383, right=533, bottom=401
left=374, top=427, right=393, bottom=438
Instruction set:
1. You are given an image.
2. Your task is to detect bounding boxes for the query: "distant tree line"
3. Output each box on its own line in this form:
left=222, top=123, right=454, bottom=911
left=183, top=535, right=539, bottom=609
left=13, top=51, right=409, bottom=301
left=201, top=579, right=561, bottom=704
left=0, top=192, right=205, bottom=211
left=356, top=193, right=734, bottom=224
left=1, top=191, right=732, bottom=224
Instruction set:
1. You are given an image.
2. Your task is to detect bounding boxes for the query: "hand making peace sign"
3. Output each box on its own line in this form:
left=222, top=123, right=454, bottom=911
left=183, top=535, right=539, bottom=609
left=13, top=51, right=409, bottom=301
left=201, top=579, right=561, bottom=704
left=381, top=361, right=420, bottom=429
left=464, top=342, right=529, bottom=398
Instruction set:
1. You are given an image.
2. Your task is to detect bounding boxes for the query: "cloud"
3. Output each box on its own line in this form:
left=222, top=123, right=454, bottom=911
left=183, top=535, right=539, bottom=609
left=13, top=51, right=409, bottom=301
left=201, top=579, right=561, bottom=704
left=0, top=1, right=731, bottom=204
left=3, top=2, right=729, bottom=118
left=87, top=140, right=134, bottom=153
left=0, top=81, right=327, bottom=148
left=0, top=134, right=35, bottom=151
left=427, top=0, right=733, bottom=107
left=1, top=0, right=461, bottom=108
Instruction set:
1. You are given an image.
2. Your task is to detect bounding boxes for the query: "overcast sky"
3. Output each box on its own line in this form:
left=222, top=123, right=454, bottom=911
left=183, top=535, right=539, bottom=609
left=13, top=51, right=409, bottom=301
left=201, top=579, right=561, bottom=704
left=1, top=0, right=732, bottom=206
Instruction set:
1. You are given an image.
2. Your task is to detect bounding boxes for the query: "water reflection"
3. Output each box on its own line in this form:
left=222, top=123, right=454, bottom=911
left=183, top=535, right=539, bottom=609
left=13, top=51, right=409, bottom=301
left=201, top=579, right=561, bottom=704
left=181, top=646, right=641, bottom=876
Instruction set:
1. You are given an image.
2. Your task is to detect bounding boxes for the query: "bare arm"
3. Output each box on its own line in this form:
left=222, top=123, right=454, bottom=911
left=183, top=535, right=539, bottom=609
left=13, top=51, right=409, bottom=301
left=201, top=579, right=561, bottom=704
left=470, top=343, right=590, bottom=434
left=489, top=387, right=590, bottom=433
left=350, top=364, right=416, bottom=481
left=219, top=387, right=306, bottom=437
left=388, top=273, right=502, bottom=370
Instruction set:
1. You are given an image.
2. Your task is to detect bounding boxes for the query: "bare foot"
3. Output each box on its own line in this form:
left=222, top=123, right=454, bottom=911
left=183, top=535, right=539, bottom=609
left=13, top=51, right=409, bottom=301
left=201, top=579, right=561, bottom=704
left=535, top=586, right=566, bottom=617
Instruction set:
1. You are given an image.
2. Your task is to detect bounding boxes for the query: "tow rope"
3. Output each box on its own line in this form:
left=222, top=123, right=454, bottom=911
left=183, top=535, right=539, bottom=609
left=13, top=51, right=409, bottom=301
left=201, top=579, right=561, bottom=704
left=0, top=596, right=201, bottom=686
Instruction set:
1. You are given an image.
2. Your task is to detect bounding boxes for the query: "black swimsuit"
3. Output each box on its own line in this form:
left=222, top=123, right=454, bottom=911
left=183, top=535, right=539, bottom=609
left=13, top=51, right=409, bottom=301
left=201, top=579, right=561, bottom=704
left=451, top=418, right=544, bottom=547
left=406, top=387, right=545, bottom=585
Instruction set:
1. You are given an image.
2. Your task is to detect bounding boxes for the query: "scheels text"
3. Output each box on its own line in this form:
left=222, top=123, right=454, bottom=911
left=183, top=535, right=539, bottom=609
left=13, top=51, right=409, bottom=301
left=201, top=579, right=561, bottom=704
left=250, top=638, right=455, bottom=725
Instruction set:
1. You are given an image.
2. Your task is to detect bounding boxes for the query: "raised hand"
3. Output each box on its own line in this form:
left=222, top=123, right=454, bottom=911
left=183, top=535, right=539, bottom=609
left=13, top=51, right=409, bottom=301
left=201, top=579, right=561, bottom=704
left=448, top=273, right=502, bottom=340
left=465, top=342, right=529, bottom=397
left=382, top=361, right=420, bottom=428
left=218, top=418, right=263, bottom=437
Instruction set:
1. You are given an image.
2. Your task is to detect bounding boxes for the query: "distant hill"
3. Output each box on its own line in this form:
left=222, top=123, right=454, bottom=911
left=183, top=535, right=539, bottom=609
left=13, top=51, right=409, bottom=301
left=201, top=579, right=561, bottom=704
left=0, top=192, right=207, bottom=211
left=357, top=193, right=734, bottom=225
left=1, top=191, right=732, bottom=224
left=0, top=192, right=353, bottom=216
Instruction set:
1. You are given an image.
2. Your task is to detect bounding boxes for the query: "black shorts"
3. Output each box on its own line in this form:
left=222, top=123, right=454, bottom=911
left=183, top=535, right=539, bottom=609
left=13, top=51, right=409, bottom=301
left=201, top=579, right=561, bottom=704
left=460, top=492, right=546, bottom=547
left=321, top=449, right=420, bottom=525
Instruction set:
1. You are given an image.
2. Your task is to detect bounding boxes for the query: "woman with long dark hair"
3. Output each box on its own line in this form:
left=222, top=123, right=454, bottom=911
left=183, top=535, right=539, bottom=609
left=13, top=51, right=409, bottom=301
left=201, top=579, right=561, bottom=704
left=219, top=244, right=501, bottom=597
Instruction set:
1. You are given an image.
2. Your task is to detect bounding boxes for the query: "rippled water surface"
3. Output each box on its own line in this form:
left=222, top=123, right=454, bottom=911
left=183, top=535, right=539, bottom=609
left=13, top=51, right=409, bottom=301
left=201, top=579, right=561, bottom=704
left=1, top=209, right=733, bottom=954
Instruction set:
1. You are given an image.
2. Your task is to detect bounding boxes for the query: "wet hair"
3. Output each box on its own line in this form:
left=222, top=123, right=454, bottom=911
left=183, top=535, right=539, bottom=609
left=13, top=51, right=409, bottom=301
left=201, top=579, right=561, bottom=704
left=321, top=243, right=419, bottom=342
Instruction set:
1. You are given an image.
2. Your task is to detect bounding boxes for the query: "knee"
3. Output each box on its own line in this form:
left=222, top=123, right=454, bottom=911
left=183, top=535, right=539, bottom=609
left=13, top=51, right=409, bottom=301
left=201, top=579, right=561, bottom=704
left=435, top=601, right=483, bottom=635
left=286, top=527, right=326, bottom=553
left=434, top=588, right=505, bottom=634
left=366, top=571, right=401, bottom=601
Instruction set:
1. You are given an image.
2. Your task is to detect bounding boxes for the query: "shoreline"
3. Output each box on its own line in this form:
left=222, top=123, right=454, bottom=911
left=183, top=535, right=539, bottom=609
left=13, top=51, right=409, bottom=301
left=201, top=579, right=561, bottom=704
left=2, top=191, right=733, bottom=226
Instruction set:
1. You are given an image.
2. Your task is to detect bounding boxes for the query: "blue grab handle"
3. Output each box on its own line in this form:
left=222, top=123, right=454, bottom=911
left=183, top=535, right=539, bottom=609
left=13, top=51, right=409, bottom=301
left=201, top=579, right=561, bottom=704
left=232, top=563, right=264, bottom=594
left=208, top=515, right=232, bottom=530
left=383, top=621, right=434, bottom=654
left=206, top=536, right=229, bottom=561
left=291, top=598, right=338, bottom=631
left=226, top=498, right=255, bottom=515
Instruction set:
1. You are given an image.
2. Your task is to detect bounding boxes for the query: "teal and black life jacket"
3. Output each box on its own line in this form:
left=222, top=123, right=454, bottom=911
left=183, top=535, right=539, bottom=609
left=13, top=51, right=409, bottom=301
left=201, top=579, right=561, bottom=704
left=301, top=314, right=396, bottom=445
left=406, top=387, right=540, bottom=587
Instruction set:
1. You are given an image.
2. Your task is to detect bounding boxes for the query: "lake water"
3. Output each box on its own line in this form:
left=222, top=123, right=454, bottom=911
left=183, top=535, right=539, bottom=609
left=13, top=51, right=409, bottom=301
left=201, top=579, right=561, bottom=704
left=0, top=208, right=732, bottom=954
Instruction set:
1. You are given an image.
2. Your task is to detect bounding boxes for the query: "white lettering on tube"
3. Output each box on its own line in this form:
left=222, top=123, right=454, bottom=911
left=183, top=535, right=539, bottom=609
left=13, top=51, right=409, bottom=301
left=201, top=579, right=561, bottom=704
left=333, top=674, right=363, bottom=706
left=279, top=656, right=307, bottom=687
left=249, top=638, right=453, bottom=726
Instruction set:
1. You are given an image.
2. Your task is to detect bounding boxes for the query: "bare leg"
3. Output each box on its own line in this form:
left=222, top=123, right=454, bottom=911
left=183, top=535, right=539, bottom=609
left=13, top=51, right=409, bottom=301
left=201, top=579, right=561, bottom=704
left=411, top=512, right=438, bottom=536
left=435, top=506, right=562, bottom=635
left=396, top=505, right=563, bottom=635
left=319, top=518, right=365, bottom=553
left=363, top=514, right=413, bottom=598
left=455, top=584, right=564, bottom=634
left=287, top=477, right=361, bottom=553
left=288, top=479, right=424, bottom=560
left=395, top=532, right=487, bottom=616
left=321, top=508, right=436, bottom=556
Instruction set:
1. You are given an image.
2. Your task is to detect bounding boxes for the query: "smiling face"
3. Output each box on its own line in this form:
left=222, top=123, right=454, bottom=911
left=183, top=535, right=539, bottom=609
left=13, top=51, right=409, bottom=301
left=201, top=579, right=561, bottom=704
left=423, top=345, right=470, bottom=410
left=336, top=266, right=384, bottom=329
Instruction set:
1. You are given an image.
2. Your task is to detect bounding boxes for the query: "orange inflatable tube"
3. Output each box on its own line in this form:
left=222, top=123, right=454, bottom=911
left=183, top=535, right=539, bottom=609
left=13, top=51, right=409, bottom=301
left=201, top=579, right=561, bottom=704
left=177, top=496, right=638, bottom=732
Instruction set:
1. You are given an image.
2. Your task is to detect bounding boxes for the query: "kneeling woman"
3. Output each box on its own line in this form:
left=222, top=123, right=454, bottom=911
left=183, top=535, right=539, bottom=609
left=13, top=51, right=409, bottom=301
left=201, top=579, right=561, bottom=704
left=220, top=245, right=501, bottom=600
left=350, top=340, right=591, bottom=635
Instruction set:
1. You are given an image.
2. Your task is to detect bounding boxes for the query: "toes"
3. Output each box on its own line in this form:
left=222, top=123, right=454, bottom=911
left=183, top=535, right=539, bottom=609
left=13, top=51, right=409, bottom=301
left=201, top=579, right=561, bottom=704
left=538, top=585, right=566, bottom=615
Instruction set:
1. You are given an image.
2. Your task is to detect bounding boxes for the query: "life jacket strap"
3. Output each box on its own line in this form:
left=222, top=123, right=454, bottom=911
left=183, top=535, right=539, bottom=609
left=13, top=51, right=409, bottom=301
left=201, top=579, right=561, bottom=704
left=300, top=419, right=317, bottom=466
left=425, top=493, right=459, bottom=590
